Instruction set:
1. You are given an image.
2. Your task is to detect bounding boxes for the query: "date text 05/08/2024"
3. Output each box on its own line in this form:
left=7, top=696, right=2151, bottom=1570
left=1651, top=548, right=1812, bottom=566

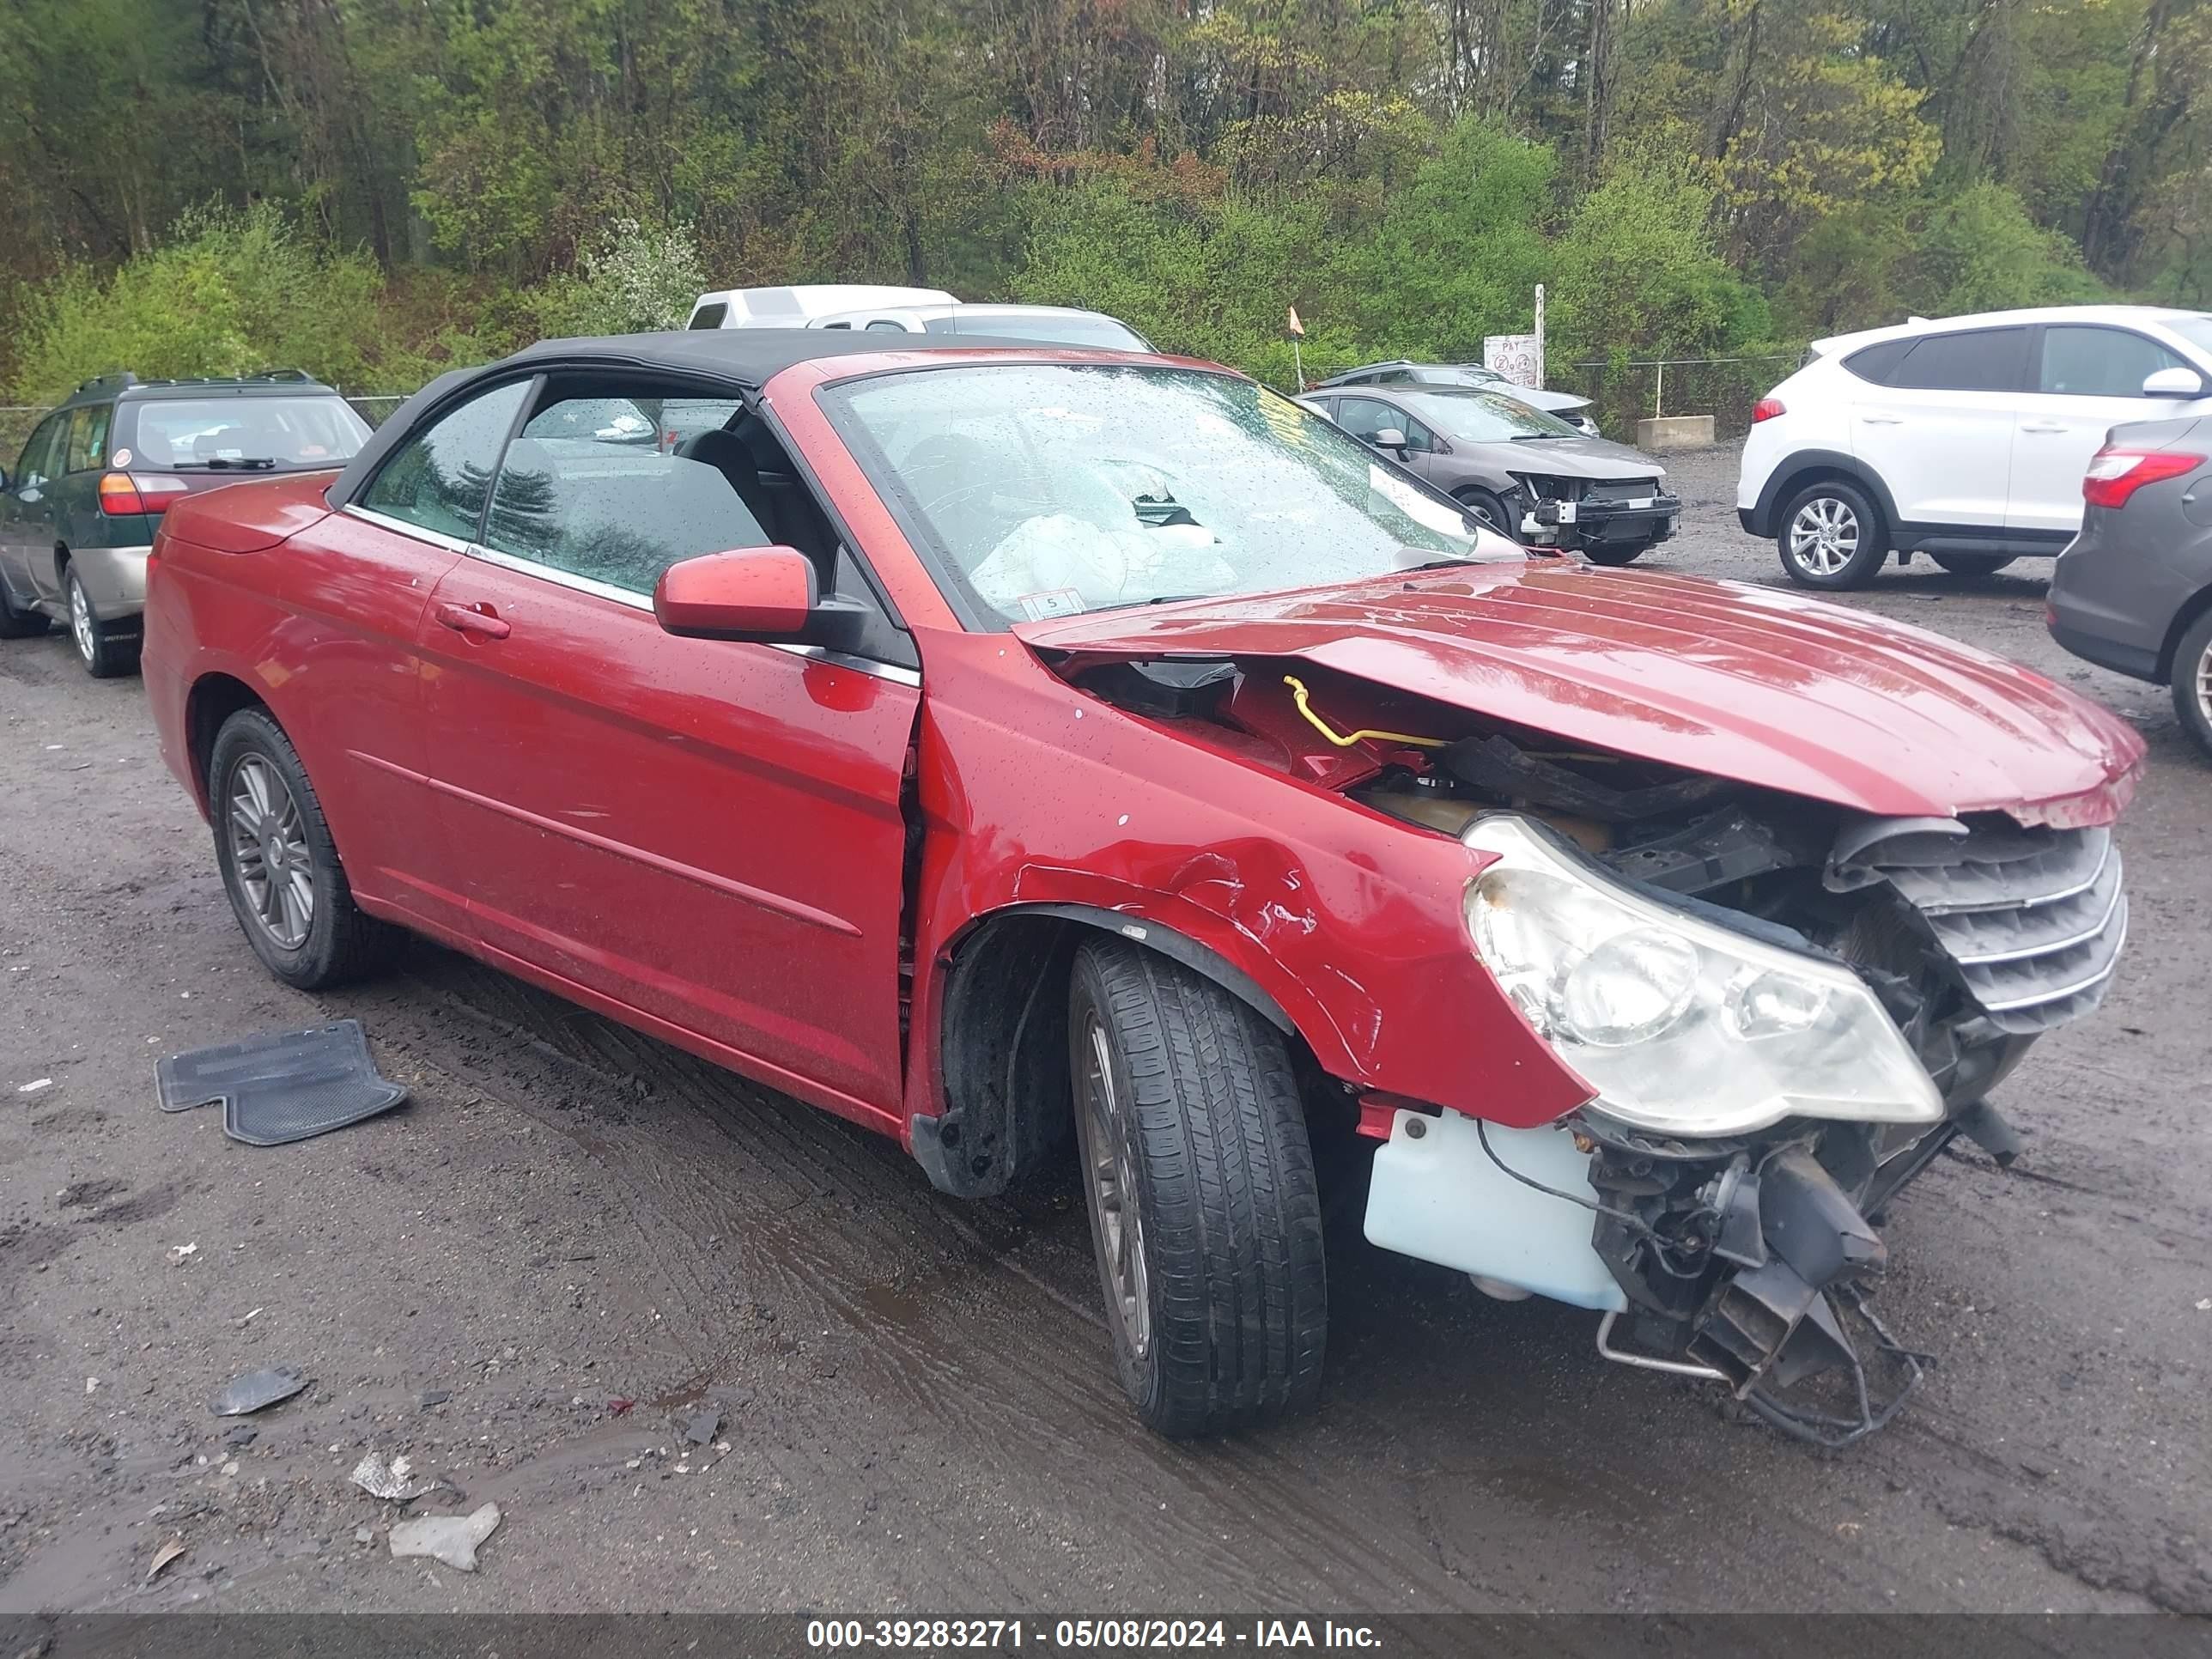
left=805, top=1620, right=1383, bottom=1650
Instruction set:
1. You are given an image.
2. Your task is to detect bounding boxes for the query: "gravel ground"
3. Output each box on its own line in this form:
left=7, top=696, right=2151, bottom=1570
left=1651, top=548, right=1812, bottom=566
left=2, top=444, right=2208, bottom=1616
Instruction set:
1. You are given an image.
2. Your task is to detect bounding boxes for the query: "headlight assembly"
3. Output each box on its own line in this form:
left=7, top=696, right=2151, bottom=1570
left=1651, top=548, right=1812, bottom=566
left=1462, top=814, right=1942, bottom=1137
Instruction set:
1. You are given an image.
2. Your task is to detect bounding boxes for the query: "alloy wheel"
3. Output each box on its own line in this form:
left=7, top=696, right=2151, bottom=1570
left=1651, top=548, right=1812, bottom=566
left=1787, top=497, right=1859, bottom=576
left=69, top=577, right=95, bottom=664
left=1077, top=1015, right=1152, bottom=1360
left=2198, top=640, right=2212, bottom=730
left=226, top=755, right=315, bottom=950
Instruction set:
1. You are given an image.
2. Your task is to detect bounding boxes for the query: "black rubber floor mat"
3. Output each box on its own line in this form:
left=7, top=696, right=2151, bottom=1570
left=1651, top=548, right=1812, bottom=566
left=155, top=1019, right=409, bottom=1146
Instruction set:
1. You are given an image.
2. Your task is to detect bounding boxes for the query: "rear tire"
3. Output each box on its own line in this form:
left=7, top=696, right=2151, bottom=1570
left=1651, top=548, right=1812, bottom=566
left=209, top=708, right=398, bottom=990
left=1929, top=552, right=2018, bottom=576
left=1582, top=540, right=1650, bottom=567
left=1067, top=939, right=1327, bottom=1437
left=66, top=567, right=137, bottom=678
left=1777, top=480, right=1887, bottom=590
left=2172, top=609, right=2212, bottom=762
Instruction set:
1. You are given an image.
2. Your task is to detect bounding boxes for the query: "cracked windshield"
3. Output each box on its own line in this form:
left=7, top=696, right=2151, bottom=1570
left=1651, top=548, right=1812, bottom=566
left=827, top=364, right=1490, bottom=625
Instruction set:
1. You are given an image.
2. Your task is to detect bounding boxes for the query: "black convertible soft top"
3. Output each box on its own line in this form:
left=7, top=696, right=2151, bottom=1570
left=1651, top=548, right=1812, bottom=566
left=328, top=327, right=1135, bottom=507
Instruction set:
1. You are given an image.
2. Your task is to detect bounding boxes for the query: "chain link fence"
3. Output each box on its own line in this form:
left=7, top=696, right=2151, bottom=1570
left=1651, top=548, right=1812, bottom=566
left=345, top=394, right=409, bottom=429
left=1550, top=355, right=1801, bottom=441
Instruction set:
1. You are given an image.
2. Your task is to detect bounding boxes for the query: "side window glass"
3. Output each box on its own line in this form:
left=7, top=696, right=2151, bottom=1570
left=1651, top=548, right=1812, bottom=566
left=1335, top=398, right=1399, bottom=444
left=63, top=404, right=112, bottom=473
left=1399, top=412, right=1438, bottom=453
left=483, top=390, right=773, bottom=597
left=1888, top=328, right=2028, bottom=393
left=866, top=319, right=908, bottom=332
left=1844, top=340, right=1911, bottom=385
left=15, top=415, right=66, bottom=489
left=688, top=302, right=728, bottom=330
left=361, top=380, right=530, bottom=541
left=2038, top=326, right=2185, bottom=398
left=1376, top=369, right=1414, bottom=385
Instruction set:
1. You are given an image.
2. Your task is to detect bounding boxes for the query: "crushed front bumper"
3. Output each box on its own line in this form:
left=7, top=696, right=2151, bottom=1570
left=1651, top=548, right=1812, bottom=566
left=1363, top=1101, right=2014, bottom=1445
left=1520, top=492, right=1681, bottom=551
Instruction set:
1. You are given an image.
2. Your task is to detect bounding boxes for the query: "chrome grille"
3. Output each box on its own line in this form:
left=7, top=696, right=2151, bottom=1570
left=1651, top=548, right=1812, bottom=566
left=1832, top=823, right=2126, bottom=1036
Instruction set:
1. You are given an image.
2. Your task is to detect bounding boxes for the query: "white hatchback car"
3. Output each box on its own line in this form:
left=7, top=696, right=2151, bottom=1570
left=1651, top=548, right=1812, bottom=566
left=1738, top=305, right=2212, bottom=588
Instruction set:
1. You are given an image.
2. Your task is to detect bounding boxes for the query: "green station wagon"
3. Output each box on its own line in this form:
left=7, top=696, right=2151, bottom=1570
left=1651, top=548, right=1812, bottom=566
left=0, top=371, right=372, bottom=675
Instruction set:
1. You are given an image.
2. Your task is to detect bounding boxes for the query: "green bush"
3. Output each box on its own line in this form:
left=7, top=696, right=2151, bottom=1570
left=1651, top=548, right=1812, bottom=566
left=5, top=205, right=389, bottom=400
left=1901, top=181, right=2106, bottom=316
left=529, top=218, right=710, bottom=337
left=1014, top=180, right=1344, bottom=386
left=1335, top=120, right=1554, bottom=357
left=1548, top=142, right=1759, bottom=364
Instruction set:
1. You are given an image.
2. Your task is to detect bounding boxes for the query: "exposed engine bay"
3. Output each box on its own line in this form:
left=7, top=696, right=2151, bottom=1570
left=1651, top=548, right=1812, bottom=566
left=1072, top=653, right=2130, bottom=1444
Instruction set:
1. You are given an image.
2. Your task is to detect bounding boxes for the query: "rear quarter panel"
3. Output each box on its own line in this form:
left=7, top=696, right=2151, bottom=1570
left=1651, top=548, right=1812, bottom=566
left=1737, top=357, right=1857, bottom=515
left=145, top=487, right=461, bottom=920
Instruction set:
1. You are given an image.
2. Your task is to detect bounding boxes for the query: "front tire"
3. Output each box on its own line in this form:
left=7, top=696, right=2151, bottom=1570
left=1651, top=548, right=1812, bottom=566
left=1582, top=540, right=1650, bottom=567
left=2172, top=608, right=2212, bottom=762
left=1929, top=552, right=2018, bottom=576
left=1778, top=480, right=1887, bottom=590
left=1453, top=487, right=1520, bottom=542
left=209, top=708, right=397, bottom=989
left=66, top=567, right=137, bottom=678
left=1067, top=939, right=1327, bottom=1437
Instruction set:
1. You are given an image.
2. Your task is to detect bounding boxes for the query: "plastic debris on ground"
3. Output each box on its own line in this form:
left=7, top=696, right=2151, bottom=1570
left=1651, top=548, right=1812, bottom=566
left=146, top=1539, right=187, bottom=1583
left=388, top=1503, right=501, bottom=1571
left=155, top=1019, right=408, bottom=1146
left=351, top=1451, right=438, bottom=1502
left=208, top=1367, right=307, bottom=1417
left=684, top=1408, right=720, bottom=1446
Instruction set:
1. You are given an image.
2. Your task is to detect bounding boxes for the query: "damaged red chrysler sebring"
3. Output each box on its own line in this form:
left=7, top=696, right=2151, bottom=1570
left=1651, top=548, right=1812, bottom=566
left=143, top=333, right=2141, bottom=1443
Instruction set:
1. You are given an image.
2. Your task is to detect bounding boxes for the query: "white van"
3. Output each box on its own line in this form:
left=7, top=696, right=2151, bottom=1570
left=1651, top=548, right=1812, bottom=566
left=805, top=302, right=1152, bottom=352
left=684, top=285, right=957, bottom=331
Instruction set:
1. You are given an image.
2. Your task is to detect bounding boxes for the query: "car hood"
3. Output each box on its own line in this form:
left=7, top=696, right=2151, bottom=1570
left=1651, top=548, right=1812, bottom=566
left=1463, top=434, right=1661, bottom=479
left=1503, top=386, right=1591, bottom=416
left=1015, top=562, right=2143, bottom=826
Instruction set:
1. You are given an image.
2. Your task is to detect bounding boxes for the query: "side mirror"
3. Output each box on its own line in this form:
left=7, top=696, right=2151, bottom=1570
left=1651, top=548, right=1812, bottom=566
left=1373, top=427, right=1409, bottom=453
left=2142, top=366, right=2207, bottom=398
left=654, top=547, right=818, bottom=641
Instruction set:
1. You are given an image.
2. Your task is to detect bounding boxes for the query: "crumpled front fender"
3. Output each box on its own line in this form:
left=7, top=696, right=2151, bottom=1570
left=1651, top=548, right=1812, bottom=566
left=900, top=630, right=1592, bottom=1140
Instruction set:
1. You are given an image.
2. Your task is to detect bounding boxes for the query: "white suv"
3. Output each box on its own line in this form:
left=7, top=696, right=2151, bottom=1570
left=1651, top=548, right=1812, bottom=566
left=1738, top=305, right=2212, bottom=588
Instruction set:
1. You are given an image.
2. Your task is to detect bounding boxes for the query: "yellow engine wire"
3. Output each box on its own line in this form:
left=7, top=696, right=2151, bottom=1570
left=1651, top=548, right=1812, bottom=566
left=1281, top=675, right=1448, bottom=750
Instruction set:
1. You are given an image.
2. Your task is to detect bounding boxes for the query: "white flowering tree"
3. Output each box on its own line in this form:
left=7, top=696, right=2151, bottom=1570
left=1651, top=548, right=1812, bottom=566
left=562, top=218, right=709, bottom=335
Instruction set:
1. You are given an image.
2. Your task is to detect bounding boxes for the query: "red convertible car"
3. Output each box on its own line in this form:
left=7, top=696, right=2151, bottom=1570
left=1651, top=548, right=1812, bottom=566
left=143, top=332, right=2142, bottom=1442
